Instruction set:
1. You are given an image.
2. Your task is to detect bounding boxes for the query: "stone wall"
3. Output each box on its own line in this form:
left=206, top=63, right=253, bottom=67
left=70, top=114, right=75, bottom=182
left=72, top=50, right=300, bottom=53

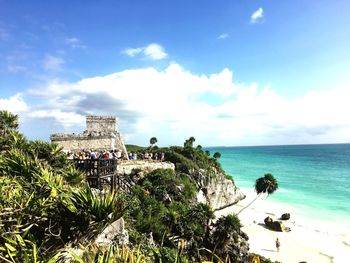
left=117, top=160, right=175, bottom=175
left=51, top=135, right=113, bottom=152
left=50, top=115, right=128, bottom=158
left=86, top=116, right=116, bottom=132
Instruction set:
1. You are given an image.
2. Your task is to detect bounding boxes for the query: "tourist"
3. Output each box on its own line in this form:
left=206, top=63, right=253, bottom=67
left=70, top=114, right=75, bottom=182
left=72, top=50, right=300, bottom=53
left=90, top=150, right=97, bottom=160
left=104, top=150, right=110, bottom=159
left=275, top=238, right=280, bottom=252
left=112, top=150, right=120, bottom=159
left=67, top=152, right=74, bottom=160
left=154, top=152, right=158, bottom=160
left=160, top=152, right=165, bottom=161
left=116, top=150, right=122, bottom=159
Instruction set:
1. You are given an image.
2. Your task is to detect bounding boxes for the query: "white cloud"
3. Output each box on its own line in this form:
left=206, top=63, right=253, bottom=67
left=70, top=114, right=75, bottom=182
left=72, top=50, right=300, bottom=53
left=123, top=43, right=167, bottom=60
left=250, top=7, right=264, bottom=24
left=65, top=37, right=86, bottom=49
left=27, top=110, right=84, bottom=127
left=217, top=33, right=229, bottom=40
left=22, top=63, right=350, bottom=146
left=0, top=93, right=29, bottom=113
left=43, top=54, right=65, bottom=71
left=66, top=37, right=79, bottom=44
left=124, top=47, right=143, bottom=57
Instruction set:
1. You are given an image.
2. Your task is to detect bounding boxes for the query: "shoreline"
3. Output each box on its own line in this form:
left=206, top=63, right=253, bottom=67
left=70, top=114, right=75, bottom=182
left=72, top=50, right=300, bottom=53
left=214, top=188, right=350, bottom=263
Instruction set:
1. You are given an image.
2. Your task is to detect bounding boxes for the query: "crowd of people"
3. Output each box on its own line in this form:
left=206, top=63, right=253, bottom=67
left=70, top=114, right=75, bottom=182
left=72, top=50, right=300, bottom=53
left=66, top=149, right=165, bottom=162
left=128, top=151, right=165, bottom=161
left=66, top=149, right=125, bottom=160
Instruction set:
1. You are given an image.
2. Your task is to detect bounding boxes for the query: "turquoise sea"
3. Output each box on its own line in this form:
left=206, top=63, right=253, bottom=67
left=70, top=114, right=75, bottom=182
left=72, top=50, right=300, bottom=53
left=208, top=144, right=350, bottom=224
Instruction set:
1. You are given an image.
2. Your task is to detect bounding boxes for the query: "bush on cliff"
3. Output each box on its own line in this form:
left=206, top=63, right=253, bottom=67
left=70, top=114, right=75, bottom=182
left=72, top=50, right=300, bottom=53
left=0, top=112, right=251, bottom=262
left=124, top=168, right=248, bottom=262
left=125, top=169, right=206, bottom=246
left=0, top=112, right=124, bottom=262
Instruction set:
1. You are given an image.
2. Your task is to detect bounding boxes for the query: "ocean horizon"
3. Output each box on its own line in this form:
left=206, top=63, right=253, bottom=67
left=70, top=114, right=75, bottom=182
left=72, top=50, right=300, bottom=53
left=207, top=143, right=350, bottom=227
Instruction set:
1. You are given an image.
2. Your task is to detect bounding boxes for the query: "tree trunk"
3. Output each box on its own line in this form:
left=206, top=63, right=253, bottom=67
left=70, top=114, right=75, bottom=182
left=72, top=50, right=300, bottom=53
left=236, top=193, right=262, bottom=215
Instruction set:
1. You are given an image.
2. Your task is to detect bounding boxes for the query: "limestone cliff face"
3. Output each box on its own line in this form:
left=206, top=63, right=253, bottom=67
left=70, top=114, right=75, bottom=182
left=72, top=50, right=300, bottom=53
left=114, top=160, right=176, bottom=190
left=116, top=160, right=244, bottom=211
left=116, top=160, right=175, bottom=176
left=193, top=170, right=246, bottom=211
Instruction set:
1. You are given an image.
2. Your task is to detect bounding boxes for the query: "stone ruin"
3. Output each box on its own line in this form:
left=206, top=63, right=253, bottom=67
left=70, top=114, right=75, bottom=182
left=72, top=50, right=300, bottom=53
left=50, top=115, right=128, bottom=158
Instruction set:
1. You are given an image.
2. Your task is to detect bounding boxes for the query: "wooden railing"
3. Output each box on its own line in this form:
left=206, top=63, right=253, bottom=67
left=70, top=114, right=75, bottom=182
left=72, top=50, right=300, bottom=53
left=73, top=159, right=117, bottom=190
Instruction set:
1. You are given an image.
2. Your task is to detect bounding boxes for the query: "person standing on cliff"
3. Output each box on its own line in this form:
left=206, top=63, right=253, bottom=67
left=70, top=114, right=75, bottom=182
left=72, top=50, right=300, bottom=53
left=275, top=238, right=280, bottom=252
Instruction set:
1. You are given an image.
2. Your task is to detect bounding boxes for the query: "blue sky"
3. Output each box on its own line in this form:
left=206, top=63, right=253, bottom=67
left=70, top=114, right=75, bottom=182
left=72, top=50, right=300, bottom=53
left=1, top=0, right=350, bottom=146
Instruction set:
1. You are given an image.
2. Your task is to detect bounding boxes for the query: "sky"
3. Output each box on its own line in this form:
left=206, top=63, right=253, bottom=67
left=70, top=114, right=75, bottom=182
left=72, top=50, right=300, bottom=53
left=1, top=0, right=350, bottom=146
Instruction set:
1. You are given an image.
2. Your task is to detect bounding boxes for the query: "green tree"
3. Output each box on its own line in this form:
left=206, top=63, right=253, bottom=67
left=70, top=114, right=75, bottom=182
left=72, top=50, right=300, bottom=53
left=0, top=112, right=124, bottom=261
left=237, top=173, right=278, bottom=215
left=0, top=111, right=24, bottom=152
left=196, top=145, right=203, bottom=151
left=213, top=152, right=221, bottom=159
left=150, top=137, right=158, bottom=147
left=1, top=130, right=27, bottom=151
left=184, top=136, right=195, bottom=148
left=211, top=213, right=243, bottom=258
left=0, top=110, right=19, bottom=136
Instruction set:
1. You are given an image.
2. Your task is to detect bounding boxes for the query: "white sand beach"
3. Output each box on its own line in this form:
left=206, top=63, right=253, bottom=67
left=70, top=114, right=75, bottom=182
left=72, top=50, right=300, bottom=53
left=215, top=188, right=350, bottom=263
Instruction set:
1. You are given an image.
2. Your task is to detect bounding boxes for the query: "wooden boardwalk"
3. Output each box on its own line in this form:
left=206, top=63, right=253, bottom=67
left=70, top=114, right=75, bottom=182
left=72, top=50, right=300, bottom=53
left=73, top=159, right=117, bottom=190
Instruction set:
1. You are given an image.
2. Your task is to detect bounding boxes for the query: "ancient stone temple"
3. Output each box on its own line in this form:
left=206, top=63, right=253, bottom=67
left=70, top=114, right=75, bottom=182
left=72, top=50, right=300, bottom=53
left=50, top=115, right=128, bottom=158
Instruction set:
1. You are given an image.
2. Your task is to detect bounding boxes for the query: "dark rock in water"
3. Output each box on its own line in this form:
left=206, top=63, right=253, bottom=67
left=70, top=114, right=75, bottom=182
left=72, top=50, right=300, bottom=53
left=281, top=213, right=290, bottom=220
left=264, top=216, right=287, bottom=232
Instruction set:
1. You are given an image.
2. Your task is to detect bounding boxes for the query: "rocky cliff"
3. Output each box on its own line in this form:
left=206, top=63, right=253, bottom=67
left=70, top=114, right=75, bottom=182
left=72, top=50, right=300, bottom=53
left=117, top=160, right=245, bottom=211
left=194, top=169, right=246, bottom=211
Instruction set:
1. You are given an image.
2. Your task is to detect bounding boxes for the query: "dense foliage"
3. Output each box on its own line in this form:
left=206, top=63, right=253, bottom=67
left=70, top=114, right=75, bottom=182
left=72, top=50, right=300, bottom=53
left=0, top=111, right=124, bottom=262
left=125, top=144, right=146, bottom=153
left=123, top=167, right=250, bottom=262
left=127, top=137, right=227, bottom=179
left=0, top=111, right=278, bottom=263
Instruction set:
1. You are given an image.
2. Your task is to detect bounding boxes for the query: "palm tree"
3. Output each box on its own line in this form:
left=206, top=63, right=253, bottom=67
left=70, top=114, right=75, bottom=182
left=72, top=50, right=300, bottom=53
left=2, top=130, right=28, bottom=151
left=150, top=137, right=158, bottom=147
left=211, top=214, right=242, bottom=254
left=213, top=152, right=221, bottom=159
left=237, top=173, right=278, bottom=215
left=184, top=136, right=195, bottom=148
left=0, top=110, right=19, bottom=136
